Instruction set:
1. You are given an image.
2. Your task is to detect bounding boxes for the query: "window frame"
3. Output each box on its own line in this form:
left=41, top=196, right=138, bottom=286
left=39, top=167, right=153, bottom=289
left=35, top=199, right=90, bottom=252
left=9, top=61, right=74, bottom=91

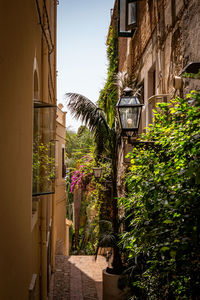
left=62, top=147, right=66, bottom=178
left=32, top=101, right=56, bottom=197
left=118, top=0, right=134, bottom=37
left=126, top=0, right=137, bottom=31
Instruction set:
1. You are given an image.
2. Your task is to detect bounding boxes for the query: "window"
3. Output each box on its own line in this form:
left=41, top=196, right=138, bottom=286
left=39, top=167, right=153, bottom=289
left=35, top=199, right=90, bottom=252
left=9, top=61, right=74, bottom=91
left=171, top=0, right=176, bottom=26
left=148, top=65, right=156, bottom=99
left=62, top=147, right=66, bottom=178
left=126, top=0, right=137, bottom=30
left=147, top=65, right=156, bottom=126
left=138, top=81, right=145, bottom=132
left=118, top=0, right=136, bottom=37
left=32, top=102, right=56, bottom=196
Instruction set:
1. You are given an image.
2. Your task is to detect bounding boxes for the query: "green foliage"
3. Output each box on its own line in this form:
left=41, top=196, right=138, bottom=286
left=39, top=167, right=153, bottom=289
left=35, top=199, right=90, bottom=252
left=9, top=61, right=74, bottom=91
left=70, top=153, right=112, bottom=207
left=70, top=153, right=112, bottom=254
left=66, top=93, right=111, bottom=159
left=120, top=91, right=200, bottom=299
left=65, top=125, right=113, bottom=254
left=182, top=68, right=200, bottom=79
left=98, top=26, right=118, bottom=128
left=66, top=85, right=121, bottom=269
left=65, top=126, right=94, bottom=166
left=32, top=141, right=55, bottom=191
left=65, top=126, right=94, bottom=218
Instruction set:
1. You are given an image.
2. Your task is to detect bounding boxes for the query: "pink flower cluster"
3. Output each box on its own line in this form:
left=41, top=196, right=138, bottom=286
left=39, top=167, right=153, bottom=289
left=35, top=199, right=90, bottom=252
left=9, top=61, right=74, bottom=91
left=70, top=165, right=84, bottom=193
left=70, top=155, right=93, bottom=193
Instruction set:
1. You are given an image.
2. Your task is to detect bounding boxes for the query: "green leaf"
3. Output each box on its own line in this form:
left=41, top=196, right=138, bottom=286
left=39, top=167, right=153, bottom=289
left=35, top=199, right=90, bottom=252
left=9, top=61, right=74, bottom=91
left=163, top=220, right=173, bottom=224
left=160, top=246, right=170, bottom=252
left=173, top=212, right=181, bottom=218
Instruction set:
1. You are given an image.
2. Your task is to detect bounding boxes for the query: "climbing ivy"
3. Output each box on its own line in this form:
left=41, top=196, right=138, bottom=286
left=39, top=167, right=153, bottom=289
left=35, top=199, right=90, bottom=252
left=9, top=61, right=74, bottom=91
left=98, top=26, right=118, bottom=128
left=120, top=91, right=200, bottom=299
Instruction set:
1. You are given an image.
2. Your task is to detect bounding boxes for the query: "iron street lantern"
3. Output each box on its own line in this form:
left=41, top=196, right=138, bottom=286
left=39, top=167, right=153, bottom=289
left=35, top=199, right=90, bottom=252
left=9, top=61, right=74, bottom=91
left=116, top=87, right=143, bottom=137
left=93, top=167, right=102, bottom=179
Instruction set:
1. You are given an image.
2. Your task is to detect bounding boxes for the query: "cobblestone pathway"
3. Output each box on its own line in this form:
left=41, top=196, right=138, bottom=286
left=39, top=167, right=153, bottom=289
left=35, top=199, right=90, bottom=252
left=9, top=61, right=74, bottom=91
left=49, top=255, right=107, bottom=300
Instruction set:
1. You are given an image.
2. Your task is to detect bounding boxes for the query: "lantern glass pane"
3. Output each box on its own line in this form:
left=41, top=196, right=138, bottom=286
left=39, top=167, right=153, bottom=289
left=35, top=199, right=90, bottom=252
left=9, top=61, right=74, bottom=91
left=119, top=106, right=141, bottom=129
left=93, top=168, right=102, bottom=178
left=120, top=96, right=140, bottom=106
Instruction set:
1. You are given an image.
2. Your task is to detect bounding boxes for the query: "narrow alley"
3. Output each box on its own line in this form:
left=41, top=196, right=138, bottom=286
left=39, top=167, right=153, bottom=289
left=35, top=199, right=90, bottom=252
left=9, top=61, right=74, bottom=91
left=1, top=0, right=200, bottom=299
left=49, top=255, right=107, bottom=300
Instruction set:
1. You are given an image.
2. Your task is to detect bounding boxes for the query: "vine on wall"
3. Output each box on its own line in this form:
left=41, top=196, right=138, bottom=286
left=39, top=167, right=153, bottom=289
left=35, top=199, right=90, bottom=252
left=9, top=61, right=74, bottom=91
left=98, top=26, right=118, bottom=128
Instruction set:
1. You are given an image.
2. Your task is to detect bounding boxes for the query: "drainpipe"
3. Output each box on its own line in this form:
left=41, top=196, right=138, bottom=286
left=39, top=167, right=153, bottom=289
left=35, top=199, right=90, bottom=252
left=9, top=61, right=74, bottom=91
left=51, top=0, right=58, bottom=273
left=53, top=0, right=57, bottom=102
left=51, top=193, right=56, bottom=272
left=41, top=196, right=47, bottom=300
left=41, top=7, right=49, bottom=299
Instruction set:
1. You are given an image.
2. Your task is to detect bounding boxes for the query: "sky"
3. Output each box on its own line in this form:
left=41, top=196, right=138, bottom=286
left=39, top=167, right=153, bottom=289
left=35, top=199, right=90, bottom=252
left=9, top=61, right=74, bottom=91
left=57, top=0, right=115, bottom=131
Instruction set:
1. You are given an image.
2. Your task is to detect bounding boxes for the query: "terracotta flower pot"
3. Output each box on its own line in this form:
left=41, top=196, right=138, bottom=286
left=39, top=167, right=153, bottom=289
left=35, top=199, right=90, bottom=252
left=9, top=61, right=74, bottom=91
left=102, top=269, right=125, bottom=300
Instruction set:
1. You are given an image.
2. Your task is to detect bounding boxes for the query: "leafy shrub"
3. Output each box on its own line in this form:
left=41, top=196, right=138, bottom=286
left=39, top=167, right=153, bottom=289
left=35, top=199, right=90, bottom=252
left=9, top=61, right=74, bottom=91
left=120, top=91, right=200, bottom=299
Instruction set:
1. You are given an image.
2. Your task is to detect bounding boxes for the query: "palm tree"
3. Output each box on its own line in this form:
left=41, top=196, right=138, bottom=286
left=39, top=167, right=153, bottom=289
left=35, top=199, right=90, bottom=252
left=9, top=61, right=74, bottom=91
left=66, top=92, right=123, bottom=273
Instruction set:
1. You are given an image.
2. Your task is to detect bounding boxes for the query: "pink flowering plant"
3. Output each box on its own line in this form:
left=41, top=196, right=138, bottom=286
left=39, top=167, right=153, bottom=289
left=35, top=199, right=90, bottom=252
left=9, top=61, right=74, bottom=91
left=70, top=154, right=93, bottom=193
left=70, top=153, right=111, bottom=195
left=69, top=152, right=112, bottom=254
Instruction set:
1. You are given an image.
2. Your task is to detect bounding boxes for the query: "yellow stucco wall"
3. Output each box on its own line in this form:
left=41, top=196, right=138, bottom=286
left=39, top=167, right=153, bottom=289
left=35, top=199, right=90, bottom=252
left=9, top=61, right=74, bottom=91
left=0, top=1, right=57, bottom=299
left=55, top=106, right=67, bottom=254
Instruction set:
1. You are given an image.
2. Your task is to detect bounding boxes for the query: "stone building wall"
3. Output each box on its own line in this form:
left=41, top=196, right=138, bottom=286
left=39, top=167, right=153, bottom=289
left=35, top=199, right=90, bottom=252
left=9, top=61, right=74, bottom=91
left=116, top=0, right=200, bottom=128
left=133, top=0, right=199, bottom=96
left=110, top=0, right=200, bottom=197
left=55, top=104, right=67, bottom=255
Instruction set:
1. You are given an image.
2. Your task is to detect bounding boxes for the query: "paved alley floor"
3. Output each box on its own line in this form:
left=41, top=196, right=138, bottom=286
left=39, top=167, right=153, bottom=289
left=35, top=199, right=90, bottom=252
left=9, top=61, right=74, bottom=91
left=49, top=255, right=107, bottom=300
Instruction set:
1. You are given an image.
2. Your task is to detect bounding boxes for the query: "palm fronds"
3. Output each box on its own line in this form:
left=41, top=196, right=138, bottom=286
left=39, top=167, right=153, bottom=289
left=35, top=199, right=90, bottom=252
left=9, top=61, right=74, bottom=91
left=115, top=71, right=131, bottom=96
left=115, top=71, right=142, bottom=98
left=66, top=93, right=111, bottom=157
left=66, top=93, right=109, bottom=132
